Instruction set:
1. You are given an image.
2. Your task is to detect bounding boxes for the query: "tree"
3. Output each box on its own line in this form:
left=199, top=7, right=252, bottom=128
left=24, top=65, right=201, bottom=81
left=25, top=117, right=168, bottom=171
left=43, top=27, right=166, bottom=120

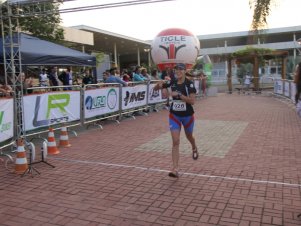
left=250, top=0, right=276, bottom=31
left=0, top=2, right=64, bottom=42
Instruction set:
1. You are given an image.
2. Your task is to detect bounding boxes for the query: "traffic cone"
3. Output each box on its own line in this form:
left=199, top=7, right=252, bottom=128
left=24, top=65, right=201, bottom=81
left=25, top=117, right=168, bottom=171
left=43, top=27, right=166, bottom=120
left=59, top=126, right=71, bottom=148
left=47, top=127, right=60, bottom=155
left=15, top=138, right=28, bottom=174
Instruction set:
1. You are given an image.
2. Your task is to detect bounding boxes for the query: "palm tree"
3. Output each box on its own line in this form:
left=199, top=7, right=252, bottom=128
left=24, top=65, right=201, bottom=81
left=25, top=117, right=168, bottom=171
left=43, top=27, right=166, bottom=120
left=225, top=1, right=277, bottom=93
left=250, top=0, right=276, bottom=31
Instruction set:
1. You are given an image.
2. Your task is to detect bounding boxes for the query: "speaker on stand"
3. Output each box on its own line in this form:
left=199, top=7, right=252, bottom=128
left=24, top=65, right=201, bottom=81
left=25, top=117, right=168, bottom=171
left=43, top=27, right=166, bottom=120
left=22, top=141, right=40, bottom=177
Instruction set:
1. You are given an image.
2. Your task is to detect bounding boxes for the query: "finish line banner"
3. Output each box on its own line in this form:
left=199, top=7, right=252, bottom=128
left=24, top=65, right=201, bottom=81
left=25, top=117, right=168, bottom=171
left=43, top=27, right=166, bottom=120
left=23, top=92, right=80, bottom=131
left=0, top=98, right=14, bottom=143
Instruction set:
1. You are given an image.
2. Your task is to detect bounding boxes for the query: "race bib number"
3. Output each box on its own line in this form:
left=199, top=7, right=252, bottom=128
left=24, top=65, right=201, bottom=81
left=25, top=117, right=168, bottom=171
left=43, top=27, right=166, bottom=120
left=172, top=101, right=186, bottom=111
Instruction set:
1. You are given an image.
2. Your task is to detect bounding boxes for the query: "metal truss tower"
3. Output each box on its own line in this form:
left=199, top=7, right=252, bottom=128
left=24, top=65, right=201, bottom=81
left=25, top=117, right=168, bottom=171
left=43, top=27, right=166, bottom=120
left=0, top=0, right=61, bottom=139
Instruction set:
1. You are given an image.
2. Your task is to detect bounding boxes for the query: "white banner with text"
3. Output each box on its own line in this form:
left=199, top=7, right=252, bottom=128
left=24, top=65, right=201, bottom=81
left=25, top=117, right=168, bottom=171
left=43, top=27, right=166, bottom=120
left=0, top=98, right=14, bottom=142
left=148, top=84, right=165, bottom=104
left=291, top=82, right=296, bottom=102
left=122, top=85, right=147, bottom=110
left=23, top=91, right=81, bottom=131
left=284, top=81, right=290, bottom=97
left=84, top=87, right=119, bottom=119
left=274, top=80, right=283, bottom=94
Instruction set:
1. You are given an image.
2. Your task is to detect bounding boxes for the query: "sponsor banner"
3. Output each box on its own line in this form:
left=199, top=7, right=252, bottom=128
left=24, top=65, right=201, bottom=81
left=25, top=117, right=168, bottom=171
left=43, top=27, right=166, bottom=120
left=284, top=81, right=290, bottom=97
left=23, top=92, right=80, bottom=131
left=84, top=88, right=119, bottom=119
left=273, top=80, right=277, bottom=93
left=148, top=84, right=165, bottom=104
left=0, top=98, right=14, bottom=142
left=122, top=85, right=147, bottom=110
left=274, top=80, right=283, bottom=94
left=291, top=82, right=296, bottom=102
left=194, top=80, right=200, bottom=95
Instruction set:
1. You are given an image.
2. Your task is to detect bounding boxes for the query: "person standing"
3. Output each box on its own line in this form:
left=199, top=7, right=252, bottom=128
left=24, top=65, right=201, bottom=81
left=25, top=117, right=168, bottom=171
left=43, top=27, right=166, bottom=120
left=102, top=70, right=110, bottom=82
left=121, top=69, right=131, bottom=82
left=105, top=67, right=128, bottom=86
left=67, top=67, right=73, bottom=87
left=59, top=67, right=73, bottom=90
left=141, top=68, right=151, bottom=81
left=0, top=78, right=12, bottom=97
left=154, top=63, right=198, bottom=178
left=150, top=69, right=160, bottom=80
left=133, top=66, right=147, bottom=82
left=39, top=68, right=49, bottom=87
left=200, top=72, right=207, bottom=96
left=16, top=72, right=34, bottom=94
left=243, top=72, right=251, bottom=94
left=48, top=66, right=59, bottom=90
left=82, top=69, right=94, bottom=85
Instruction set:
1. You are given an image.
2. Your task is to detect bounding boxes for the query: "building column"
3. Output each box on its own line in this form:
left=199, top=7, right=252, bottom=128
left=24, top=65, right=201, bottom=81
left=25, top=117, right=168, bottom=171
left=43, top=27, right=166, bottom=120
left=227, top=58, right=232, bottom=94
left=254, top=56, right=259, bottom=90
left=114, top=43, right=117, bottom=68
left=282, top=56, right=287, bottom=80
left=147, top=51, right=151, bottom=68
left=137, top=47, right=140, bottom=66
left=293, top=33, right=297, bottom=67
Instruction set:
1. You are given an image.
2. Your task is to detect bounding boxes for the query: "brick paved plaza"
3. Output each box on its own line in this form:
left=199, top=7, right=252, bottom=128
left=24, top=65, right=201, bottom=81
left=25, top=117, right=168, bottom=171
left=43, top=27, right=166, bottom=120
left=1, top=93, right=301, bottom=226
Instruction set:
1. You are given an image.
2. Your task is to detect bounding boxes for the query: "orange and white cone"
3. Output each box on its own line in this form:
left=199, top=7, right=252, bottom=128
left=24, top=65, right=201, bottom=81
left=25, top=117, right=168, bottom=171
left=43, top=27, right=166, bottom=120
left=59, top=126, right=71, bottom=148
left=15, top=138, right=28, bottom=174
left=47, top=127, right=60, bottom=155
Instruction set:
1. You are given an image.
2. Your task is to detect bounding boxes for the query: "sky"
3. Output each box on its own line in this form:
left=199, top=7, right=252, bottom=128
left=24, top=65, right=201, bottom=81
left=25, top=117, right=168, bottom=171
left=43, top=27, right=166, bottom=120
left=60, top=0, right=301, bottom=40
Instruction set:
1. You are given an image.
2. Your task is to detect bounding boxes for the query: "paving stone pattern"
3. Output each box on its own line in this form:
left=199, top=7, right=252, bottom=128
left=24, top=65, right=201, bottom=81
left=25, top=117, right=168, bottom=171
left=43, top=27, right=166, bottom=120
left=135, top=120, right=248, bottom=158
left=1, top=93, right=301, bottom=226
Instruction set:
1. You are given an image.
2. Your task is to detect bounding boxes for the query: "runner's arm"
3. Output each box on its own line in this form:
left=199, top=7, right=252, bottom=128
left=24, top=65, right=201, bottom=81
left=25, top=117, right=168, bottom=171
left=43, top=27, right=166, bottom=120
left=177, top=92, right=196, bottom=105
left=153, top=81, right=165, bottom=91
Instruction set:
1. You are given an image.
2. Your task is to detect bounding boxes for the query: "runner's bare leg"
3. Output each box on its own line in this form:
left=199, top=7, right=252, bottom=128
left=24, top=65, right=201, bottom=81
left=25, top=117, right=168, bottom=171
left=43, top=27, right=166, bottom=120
left=171, top=130, right=181, bottom=172
left=185, top=130, right=196, bottom=150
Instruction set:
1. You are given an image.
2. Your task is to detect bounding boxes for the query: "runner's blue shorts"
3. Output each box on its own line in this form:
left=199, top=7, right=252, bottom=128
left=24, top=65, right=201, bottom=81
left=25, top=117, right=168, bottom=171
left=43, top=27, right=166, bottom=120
left=169, top=113, right=195, bottom=133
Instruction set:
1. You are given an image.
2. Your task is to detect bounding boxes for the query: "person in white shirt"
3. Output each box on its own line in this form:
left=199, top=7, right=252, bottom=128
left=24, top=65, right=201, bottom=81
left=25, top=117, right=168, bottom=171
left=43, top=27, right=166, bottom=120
left=39, top=68, right=49, bottom=87
left=244, top=72, right=251, bottom=94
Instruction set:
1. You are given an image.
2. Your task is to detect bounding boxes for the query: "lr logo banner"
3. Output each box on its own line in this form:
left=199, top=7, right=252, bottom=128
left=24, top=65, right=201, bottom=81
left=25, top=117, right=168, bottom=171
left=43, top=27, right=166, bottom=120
left=23, top=92, right=81, bottom=131
left=0, top=98, right=14, bottom=142
left=0, top=111, right=11, bottom=132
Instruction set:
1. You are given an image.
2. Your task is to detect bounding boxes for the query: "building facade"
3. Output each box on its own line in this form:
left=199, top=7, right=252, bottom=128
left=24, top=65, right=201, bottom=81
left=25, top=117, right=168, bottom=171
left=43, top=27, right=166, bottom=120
left=65, top=25, right=301, bottom=82
left=198, top=26, right=301, bottom=82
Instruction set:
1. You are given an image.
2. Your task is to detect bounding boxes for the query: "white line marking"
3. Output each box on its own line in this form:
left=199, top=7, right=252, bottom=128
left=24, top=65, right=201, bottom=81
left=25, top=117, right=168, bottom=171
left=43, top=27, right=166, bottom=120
left=49, top=157, right=301, bottom=187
